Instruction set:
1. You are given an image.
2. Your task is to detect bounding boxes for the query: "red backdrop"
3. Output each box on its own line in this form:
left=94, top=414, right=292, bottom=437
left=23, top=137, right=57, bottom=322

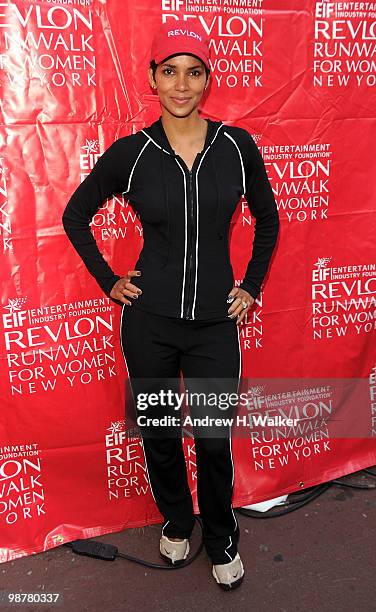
left=0, top=1, right=375, bottom=562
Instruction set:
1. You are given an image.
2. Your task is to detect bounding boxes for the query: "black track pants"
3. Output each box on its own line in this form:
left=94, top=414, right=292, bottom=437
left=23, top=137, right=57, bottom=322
left=120, top=305, right=242, bottom=565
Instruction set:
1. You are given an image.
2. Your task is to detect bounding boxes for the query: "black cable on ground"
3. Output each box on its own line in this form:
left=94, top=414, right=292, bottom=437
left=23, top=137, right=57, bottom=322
left=63, top=515, right=204, bottom=570
left=331, top=479, right=375, bottom=489
left=63, top=467, right=375, bottom=567
left=235, top=482, right=333, bottom=518
left=236, top=467, right=376, bottom=519
left=363, top=468, right=376, bottom=477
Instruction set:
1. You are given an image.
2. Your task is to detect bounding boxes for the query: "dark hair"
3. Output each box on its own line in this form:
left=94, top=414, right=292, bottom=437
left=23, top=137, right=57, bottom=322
left=149, top=55, right=210, bottom=83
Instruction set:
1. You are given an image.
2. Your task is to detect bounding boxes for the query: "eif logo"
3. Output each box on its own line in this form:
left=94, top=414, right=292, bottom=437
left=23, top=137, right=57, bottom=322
left=312, top=257, right=331, bottom=282
left=3, top=297, right=28, bottom=329
left=315, top=2, right=335, bottom=18
left=80, top=138, right=100, bottom=180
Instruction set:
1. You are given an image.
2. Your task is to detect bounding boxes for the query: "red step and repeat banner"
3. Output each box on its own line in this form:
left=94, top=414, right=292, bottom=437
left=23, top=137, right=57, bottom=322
left=1, top=0, right=375, bottom=562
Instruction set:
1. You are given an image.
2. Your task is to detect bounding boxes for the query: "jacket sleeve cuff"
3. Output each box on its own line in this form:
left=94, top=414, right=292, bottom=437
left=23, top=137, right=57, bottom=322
left=238, top=281, right=260, bottom=301
left=100, top=274, right=121, bottom=298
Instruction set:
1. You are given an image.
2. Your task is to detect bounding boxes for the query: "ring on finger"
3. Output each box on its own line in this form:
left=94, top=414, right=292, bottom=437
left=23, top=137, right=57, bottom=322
left=242, top=300, right=249, bottom=309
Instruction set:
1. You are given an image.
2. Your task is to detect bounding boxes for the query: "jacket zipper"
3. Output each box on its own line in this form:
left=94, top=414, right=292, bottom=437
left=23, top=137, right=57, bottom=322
left=184, top=169, right=195, bottom=320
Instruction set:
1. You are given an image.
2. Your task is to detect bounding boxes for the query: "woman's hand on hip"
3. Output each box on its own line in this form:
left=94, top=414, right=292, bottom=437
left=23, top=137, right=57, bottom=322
left=227, top=287, right=254, bottom=325
left=110, top=270, right=142, bottom=305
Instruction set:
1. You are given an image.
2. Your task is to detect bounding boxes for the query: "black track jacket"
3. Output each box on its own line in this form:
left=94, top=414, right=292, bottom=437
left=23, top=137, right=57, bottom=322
left=62, top=116, right=280, bottom=321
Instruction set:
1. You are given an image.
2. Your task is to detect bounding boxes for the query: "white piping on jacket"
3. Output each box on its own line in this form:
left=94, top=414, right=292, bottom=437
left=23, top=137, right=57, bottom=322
left=123, top=139, right=151, bottom=195
left=190, top=124, right=224, bottom=319
left=140, top=130, right=171, bottom=156
left=191, top=148, right=209, bottom=319
left=173, top=158, right=188, bottom=318
left=223, top=131, right=246, bottom=196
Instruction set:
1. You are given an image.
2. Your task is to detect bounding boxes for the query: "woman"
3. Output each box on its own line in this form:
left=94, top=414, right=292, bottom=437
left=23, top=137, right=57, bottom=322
left=62, top=20, right=280, bottom=590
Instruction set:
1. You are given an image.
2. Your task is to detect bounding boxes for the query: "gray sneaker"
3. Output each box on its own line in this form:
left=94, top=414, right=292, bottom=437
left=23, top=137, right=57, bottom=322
left=159, top=535, right=190, bottom=565
left=212, top=552, right=245, bottom=590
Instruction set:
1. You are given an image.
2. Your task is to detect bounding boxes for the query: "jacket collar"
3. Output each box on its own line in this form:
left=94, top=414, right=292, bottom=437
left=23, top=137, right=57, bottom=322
left=141, top=115, right=224, bottom=157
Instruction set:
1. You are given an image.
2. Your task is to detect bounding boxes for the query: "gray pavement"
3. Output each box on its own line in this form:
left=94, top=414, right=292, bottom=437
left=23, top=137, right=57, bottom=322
left=1, top=472, right=375, bottom=612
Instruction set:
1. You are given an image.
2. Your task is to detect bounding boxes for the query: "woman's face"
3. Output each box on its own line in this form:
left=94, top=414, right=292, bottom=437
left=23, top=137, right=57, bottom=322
left=148, top=54, right=209, bottom=117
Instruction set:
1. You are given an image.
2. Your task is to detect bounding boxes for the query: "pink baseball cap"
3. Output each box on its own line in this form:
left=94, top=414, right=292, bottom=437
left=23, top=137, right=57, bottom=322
left=150, top=19, right=210, bottom=69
